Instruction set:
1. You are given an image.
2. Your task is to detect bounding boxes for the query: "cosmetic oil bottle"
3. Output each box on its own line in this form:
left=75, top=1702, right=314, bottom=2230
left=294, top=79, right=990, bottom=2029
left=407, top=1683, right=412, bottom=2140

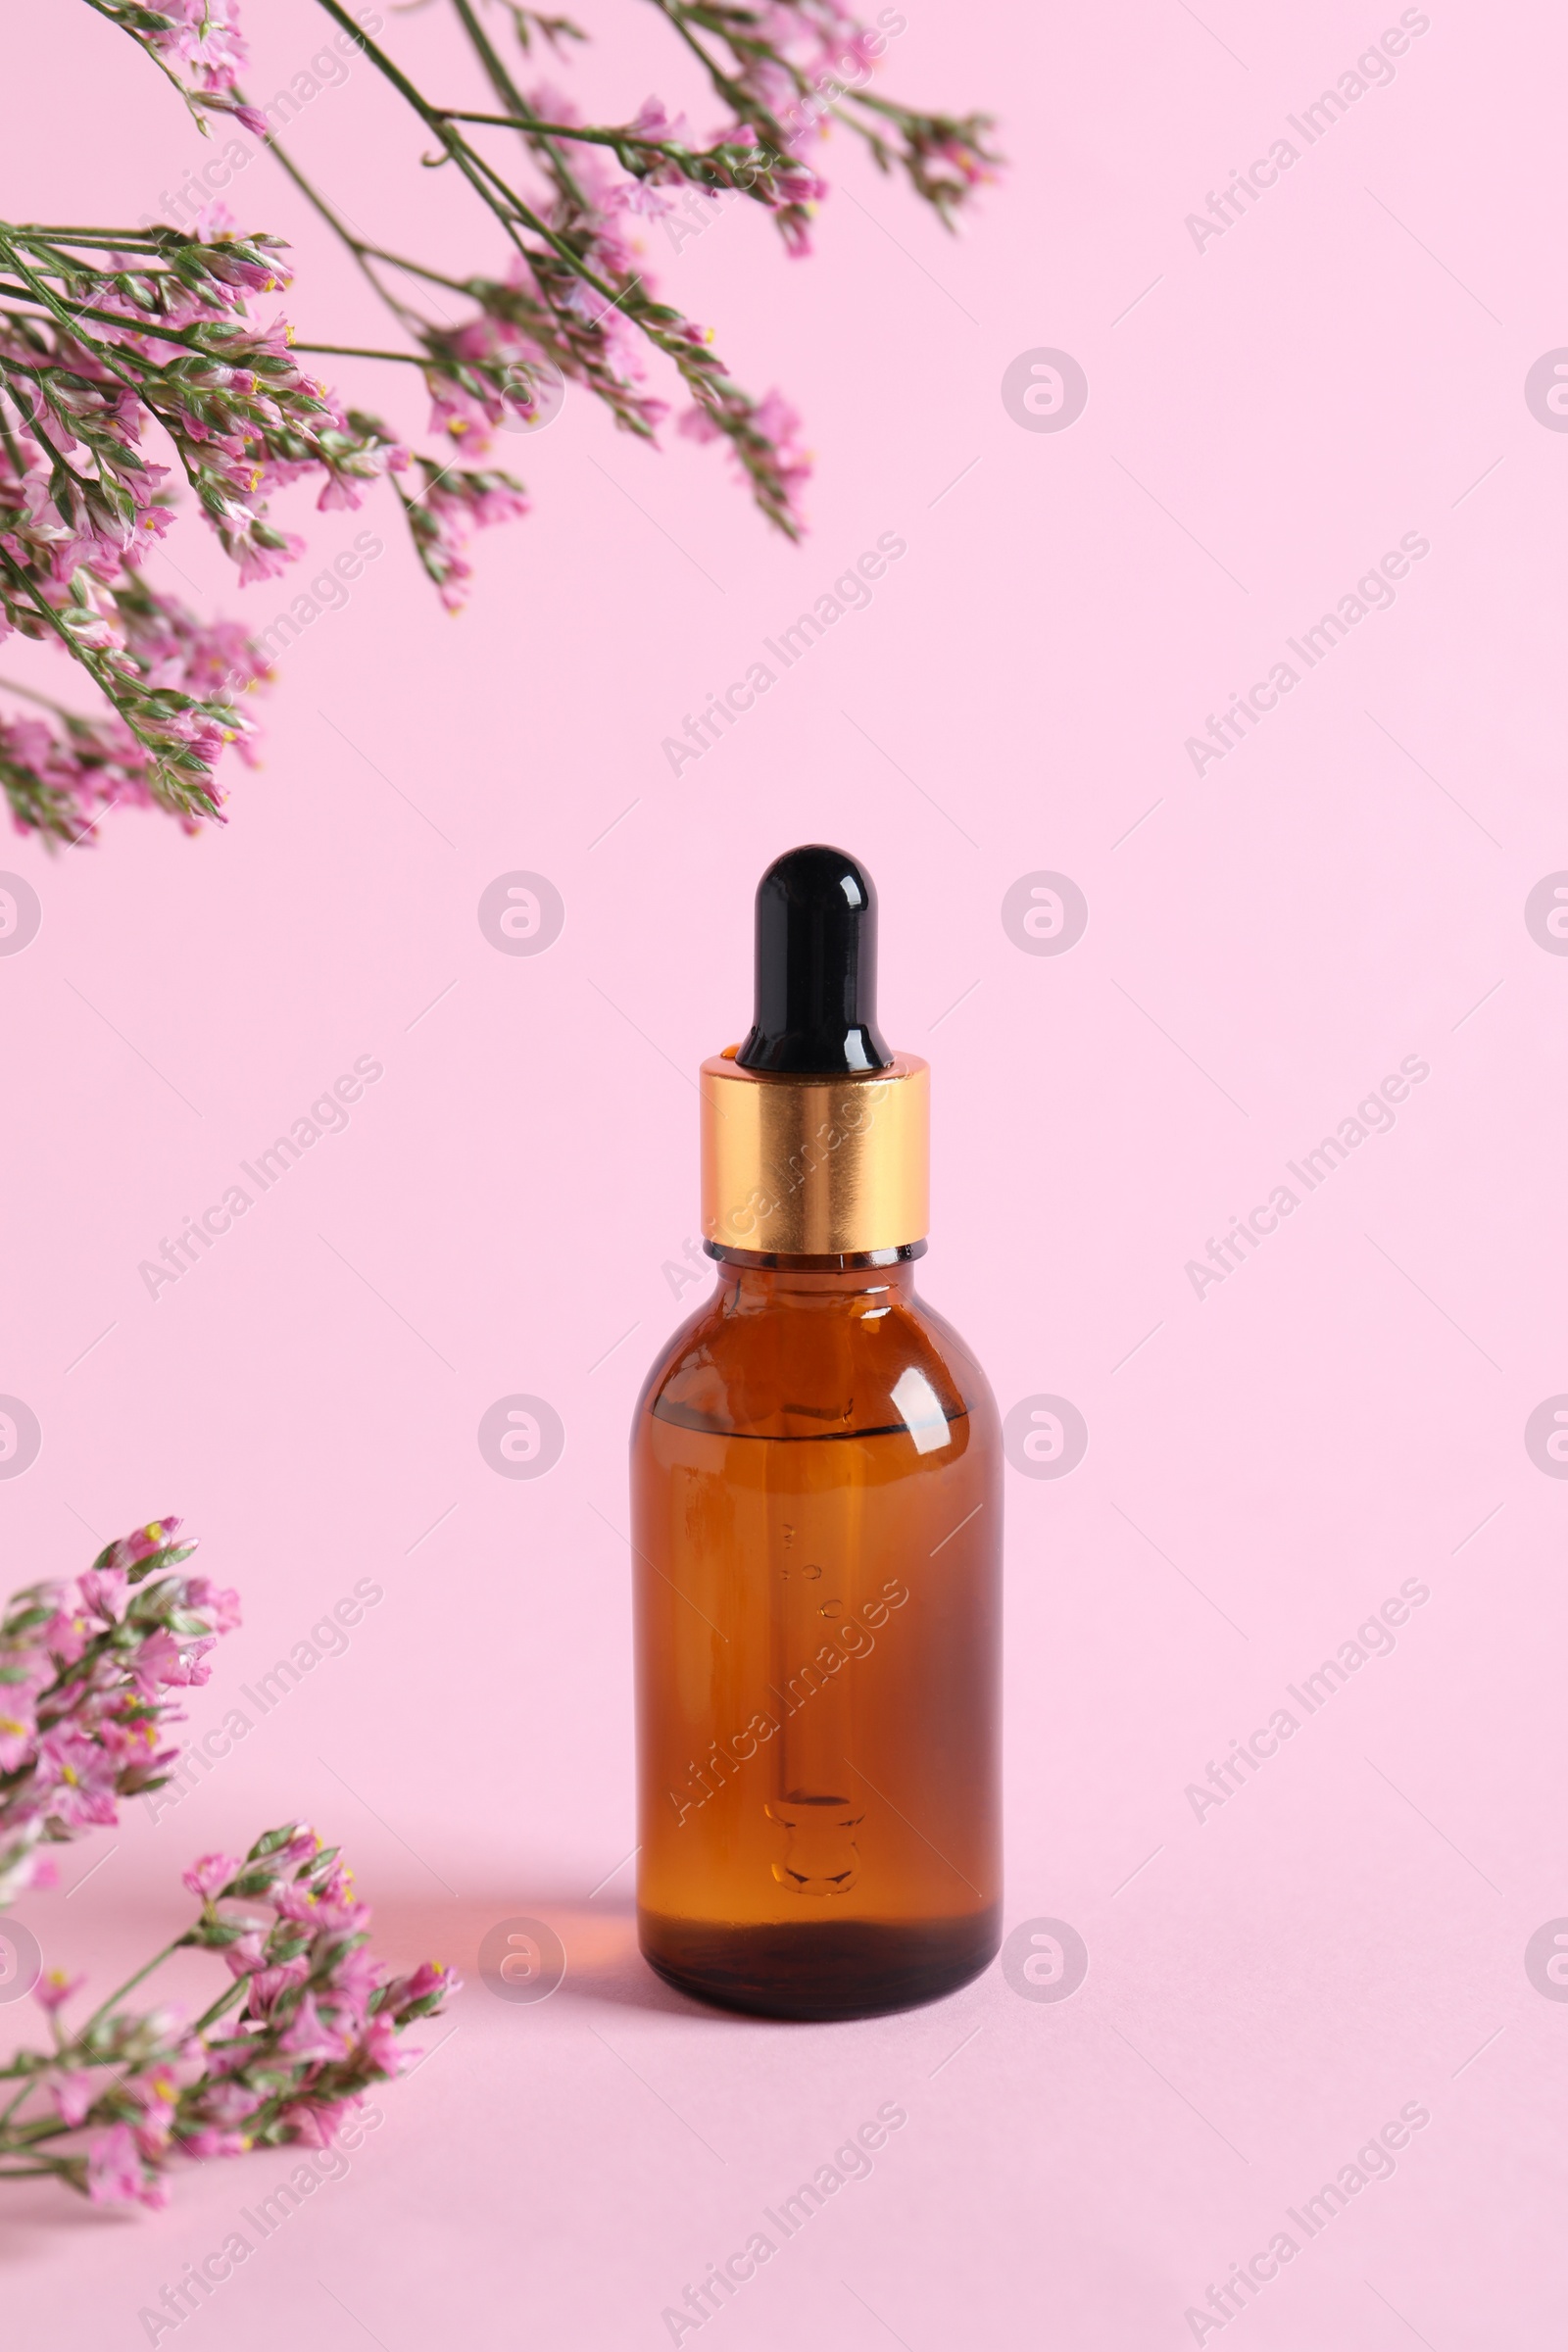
left=631, top=845, right=1002, bottom=2020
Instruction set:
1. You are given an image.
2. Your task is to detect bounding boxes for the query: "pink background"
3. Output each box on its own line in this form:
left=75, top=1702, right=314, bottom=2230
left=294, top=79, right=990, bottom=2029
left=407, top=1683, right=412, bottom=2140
left=3, top=0, right=1565, bottom=2343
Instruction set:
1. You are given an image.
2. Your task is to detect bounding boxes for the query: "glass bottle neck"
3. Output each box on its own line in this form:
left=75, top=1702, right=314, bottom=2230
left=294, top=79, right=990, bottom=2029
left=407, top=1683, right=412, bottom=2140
left=708, top=1250, right=922, bottom=1307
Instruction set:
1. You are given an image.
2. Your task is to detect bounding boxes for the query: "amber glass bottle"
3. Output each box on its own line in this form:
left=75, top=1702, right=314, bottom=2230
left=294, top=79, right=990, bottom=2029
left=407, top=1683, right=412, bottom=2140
left=631, top=847, right=1001, bottom=2020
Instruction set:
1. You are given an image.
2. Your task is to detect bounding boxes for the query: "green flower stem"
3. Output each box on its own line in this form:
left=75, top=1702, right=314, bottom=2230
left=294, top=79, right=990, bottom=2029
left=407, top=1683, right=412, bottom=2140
left=0, top=1924, right=195, bottom=2137
left=351, top=248, right=484, bottom=298
left=228, top=129, right=486, bottom=341
left=0, top=297, right=239, bottom=356
left=308, top=0, right=624, bottom=315
left=291, top=344, right=426, bottom=364
left=77, top=0, right=191, bottom=107
left=0, top=2069, right=45, bottom=2133
left=0, top=237, right=143, bottom=394
left=6, top=2113, right=78, bottom=2148
left=64, top=1934, right=193, bottom=2059
left=0, top=386, right=99, bottom=507
left=434, top=109, right=776, bottom=189
left=447, top=0, right=592, bottom=215
left=0, top=404, right=26, bottom=478
left=0, top=551, right=177, bottom=796
left=0, top=546, right=91, bottom=667
left=436, top=109, right=640, bottom=137
left=190, top=1975, right=250, bottom=2037
left=642, top=0, right=774, bottom=127
left=2, top=228, right=191, bottom=246
left=245, top=120, right=429, bottom=338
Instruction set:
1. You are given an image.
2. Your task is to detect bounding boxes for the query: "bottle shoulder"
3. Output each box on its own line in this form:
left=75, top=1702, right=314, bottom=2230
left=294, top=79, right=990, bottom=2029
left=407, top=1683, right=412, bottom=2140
left=633, top=1274, right=998, bottom=1445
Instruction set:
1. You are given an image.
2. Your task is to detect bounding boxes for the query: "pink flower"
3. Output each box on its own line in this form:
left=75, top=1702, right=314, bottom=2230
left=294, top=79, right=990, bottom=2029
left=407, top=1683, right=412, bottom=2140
left=391, top=1960, right=460, bottom=2007
left=630, top=96, right=680, bottom=136
left=33, top=1968, right=86, bottom=2015
left=85, top=2122, right=150, bottom=2206
left=354, top=2011, right=405, bottom=2075
left=182, top=1852, right=240, bottom=1902
left=233, top=530, right=307, bottom=586
left=677, top=405, right=721, bottom=447
left=273, top=1878, right=369, bottom=1934
left=35, top=1728, right=121, bottom=1827
left=51, top=2071, right=98, bottom=2127
left=426, top=378, right=494, bottom=448
left=130, top=2066, right=182, bottom=2155
left=527, top=79, right=580, bottom=125
left=221, top=1930, right=269, bottom=1978
left=145, top=0, right=248, bottom=89
left=278, top=1992, right=349, bottom=2063
left=0, top=1691, right=37, bottom=1772
left=775, top=157, right=826, bottom=202
left=431, top=541, right=472, bottom=614
left=427, top=476, right=531, bottom=531
left=320, top=1893, right=373, bottom=1935
left=930, top=134, right=987, bottom=188
left=39, top=1605, right=91, bottom=1667
left=326, top=1942, right=385, bottom=2022
left=77, top=1567, right=128, bottom=1622
left=181, top=2127, right=251, bottom=2158
left=315, top=474, right=362, bottom=513
left=279, top=2096, right=361, bottom=2147
left=112, top=1519, right=180, bottom=1570
left=198, top=2080, right=262, bottom=2125
left=127, top=1627, right=214, bottom=1696
left=184, top=1580, right=242, bottom=1635
left=204, top=2035, right=262, bottom=2078
left=190, top=89, right=270, bottom=138
left=612, top=177, right=683, bottom=221
left=194, top=199, right=241, bottom=240
left=248, top=1958, right=309, bottom=2018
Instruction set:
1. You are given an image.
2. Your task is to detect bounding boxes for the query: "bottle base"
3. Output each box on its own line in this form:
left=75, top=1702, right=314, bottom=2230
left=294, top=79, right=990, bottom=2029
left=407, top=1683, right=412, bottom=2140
left=638, top=1908, right=1001, bottom=2022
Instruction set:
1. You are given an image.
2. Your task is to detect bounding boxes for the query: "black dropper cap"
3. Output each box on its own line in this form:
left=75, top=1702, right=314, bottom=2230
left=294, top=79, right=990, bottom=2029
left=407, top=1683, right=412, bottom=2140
left=734, top=845, right=894, bottom=1075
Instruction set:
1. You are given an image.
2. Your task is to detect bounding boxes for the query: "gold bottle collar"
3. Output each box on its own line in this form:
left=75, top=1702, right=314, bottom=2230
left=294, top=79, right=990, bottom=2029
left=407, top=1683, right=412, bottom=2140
left=700, top=1050, right=929, bottom=1257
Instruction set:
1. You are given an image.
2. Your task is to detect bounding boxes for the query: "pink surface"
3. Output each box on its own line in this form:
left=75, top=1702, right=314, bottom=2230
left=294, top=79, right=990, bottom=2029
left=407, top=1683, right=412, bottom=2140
left=2, top=1, right=1564, bottom=2344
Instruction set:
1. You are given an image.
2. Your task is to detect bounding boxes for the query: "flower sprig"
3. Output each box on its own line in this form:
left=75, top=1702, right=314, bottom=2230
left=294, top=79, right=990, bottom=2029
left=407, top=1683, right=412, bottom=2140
left=0, top=0, right=994, bottom=840
left=0, top=1527, right=459, bottom=2207
left=639, top=0, right=999, bottom=230
left=111, top=0, right=991, bottom=548
left=0, top=220, right=397, bottom=838
left=77, top=0, right=267, bottom=139
left=282, top=0, right=815, bottom=538
left=398, top=457, right=531, bottom=612
left=0, top=1826, right=459, bottom=2205
left=0, top=1519, right=239, bottom=1909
